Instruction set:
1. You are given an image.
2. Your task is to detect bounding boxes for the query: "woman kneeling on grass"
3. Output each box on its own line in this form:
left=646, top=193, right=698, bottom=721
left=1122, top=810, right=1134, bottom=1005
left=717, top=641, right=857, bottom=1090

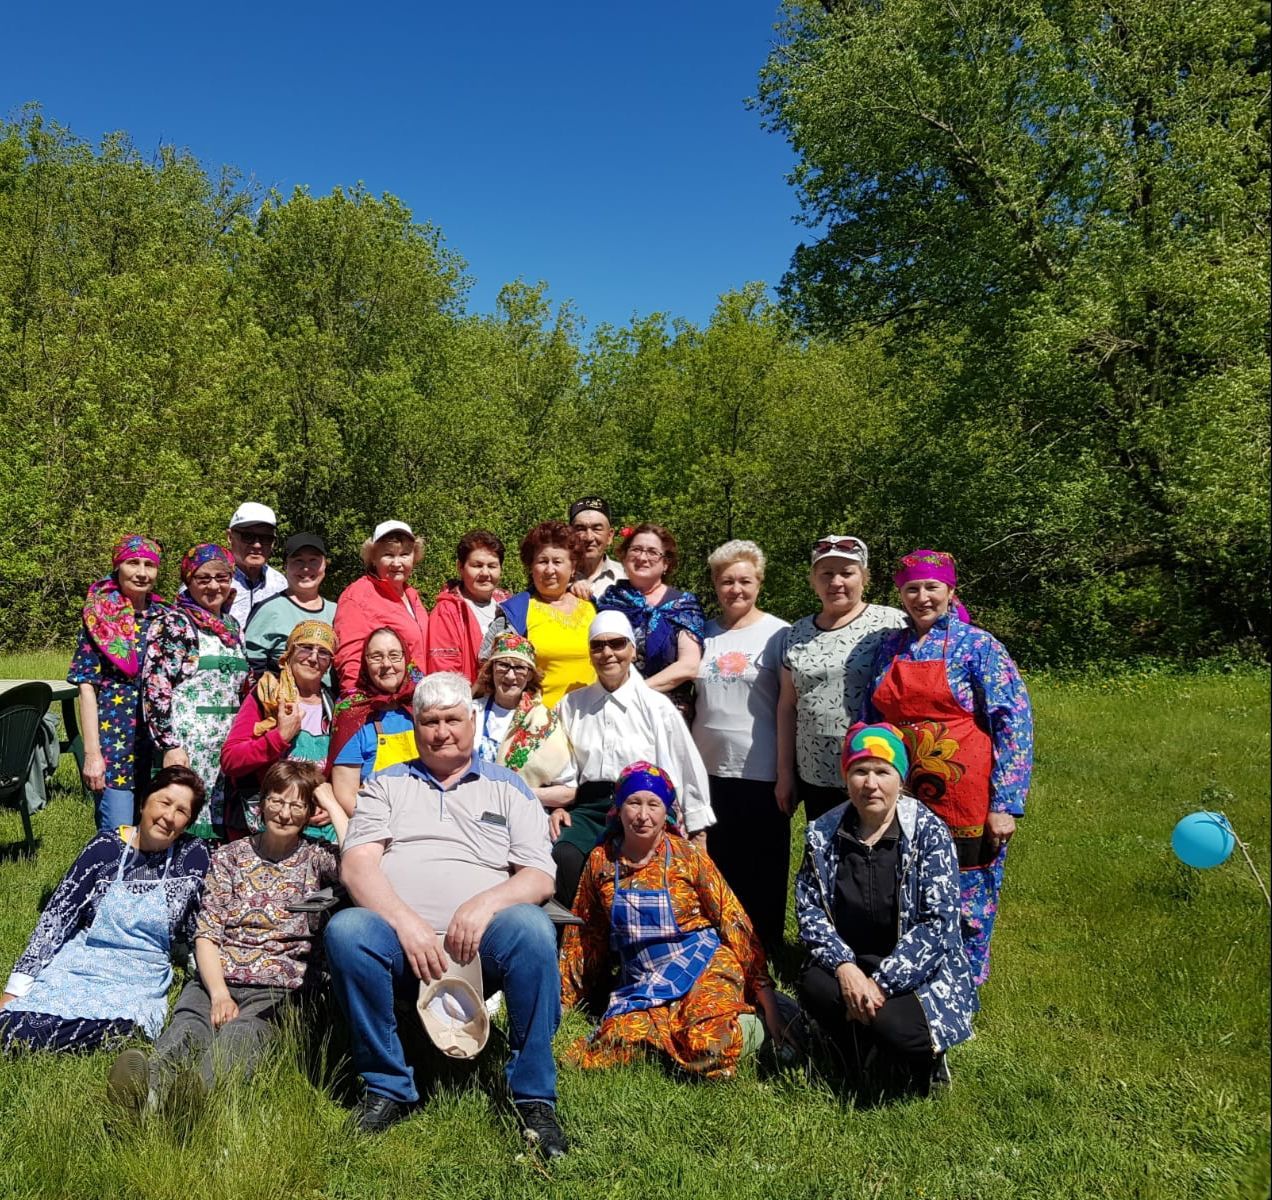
left=795, top=723, right=976, bottom=1095
left=559, top=761, right=782, bottom=1079
left=107, top=760, right=346, bottom=1107
left=0, top=767, right=211, bottom=1053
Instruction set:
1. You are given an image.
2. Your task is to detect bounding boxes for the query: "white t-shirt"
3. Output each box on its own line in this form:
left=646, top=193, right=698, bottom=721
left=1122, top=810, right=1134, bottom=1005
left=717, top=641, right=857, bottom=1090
left=692, top=613, right=790, bottom=781
left=465, top=595, right=498, bottom=642
left=472, top=697, right=515, bottom=763
left=782, top=605, right=907, bottom=788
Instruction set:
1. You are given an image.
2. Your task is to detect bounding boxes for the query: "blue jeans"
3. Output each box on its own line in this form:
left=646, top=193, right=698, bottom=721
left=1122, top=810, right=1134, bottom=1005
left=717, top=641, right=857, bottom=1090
left=324, top=903, right=560, bottom=1106
left=95, top=787, right=135, bottom=831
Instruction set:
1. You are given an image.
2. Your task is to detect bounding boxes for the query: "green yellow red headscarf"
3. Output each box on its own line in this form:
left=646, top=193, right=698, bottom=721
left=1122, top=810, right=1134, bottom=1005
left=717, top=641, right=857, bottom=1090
left=841, top=722, right=910, bottom=780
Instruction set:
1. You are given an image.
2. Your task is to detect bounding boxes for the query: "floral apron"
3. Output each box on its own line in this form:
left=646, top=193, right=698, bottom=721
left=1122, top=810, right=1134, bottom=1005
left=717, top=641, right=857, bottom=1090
left=173, top=629, right=248, bottom=838
left=871, top=627, right=1004, bottom=985
left=5, top=842, right=177, bottom=1038
left=604, top=842, right=720, bottom=1021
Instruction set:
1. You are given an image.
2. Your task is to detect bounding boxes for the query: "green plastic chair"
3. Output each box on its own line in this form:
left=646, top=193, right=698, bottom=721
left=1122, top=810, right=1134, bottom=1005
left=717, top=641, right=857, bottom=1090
left=0, top=681, right=53, bottom=854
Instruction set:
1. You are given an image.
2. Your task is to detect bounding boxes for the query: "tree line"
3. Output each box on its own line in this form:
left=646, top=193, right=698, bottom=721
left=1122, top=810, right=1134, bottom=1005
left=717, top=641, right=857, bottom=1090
left=1, top=0, right=1267, bottom=672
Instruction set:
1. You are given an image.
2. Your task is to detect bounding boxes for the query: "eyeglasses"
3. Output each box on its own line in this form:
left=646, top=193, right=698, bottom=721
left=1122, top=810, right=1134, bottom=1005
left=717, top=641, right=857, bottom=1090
left=626, top=548, right=665, bottom=562
left=367, top=652, right=405, bottom=666
left=493, top=661, right=531, bottom=674
left=812, top=537, right=865, bottom=558
left=191, top=573, right=232, bottom=586
left=590, top=637, right=630, bottom=653
left=293, top=645, right=333, bottom=664
left=263, top=797, right=309, bottom=817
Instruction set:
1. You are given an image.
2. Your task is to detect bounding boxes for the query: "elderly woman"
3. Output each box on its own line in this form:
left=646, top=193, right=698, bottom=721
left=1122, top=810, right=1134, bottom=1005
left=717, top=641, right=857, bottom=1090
left=426, top=529, right=511, bottom=681
left=220, top=620, right=340, bottom=842
left=560, top=761, right=780, bottom=1079
left=333, top=520, right=429, bottom=696
left=481, top=521, right=596, bottom=708
left=328, top=628, right=424, bottom=815
left=864, top=549, right=1034, bottom=988
left=142, top=544, right=250, bottom=840
left=68, top=534, right=168, bottom=831
left=0, top=767, right=211, bottom=1053
left=691, top=540, right=791, bottom=950
left=546, top=611, right=715, bottom=907
left=776, top=535, right=905, bottom=822
left=796, top=724, right=976, bottom=1093
left=244, top=532, right=339, bottom=675
left=471, top=632, right=574, bottom=793
left=598, top=523, right=705, bottom=718
left=107, top=761, right=345, bottom=1108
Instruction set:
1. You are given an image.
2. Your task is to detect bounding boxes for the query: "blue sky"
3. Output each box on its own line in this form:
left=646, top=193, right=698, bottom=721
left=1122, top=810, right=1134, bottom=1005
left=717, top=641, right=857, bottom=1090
left=7, top=2, right=802, bottom=332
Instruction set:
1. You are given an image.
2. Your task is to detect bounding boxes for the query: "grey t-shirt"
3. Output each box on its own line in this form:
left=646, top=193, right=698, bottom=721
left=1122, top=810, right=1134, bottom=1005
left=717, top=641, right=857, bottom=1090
left=692, top=613, right=790, bottom=781
left=782, top=605, right=907, bottom=788
left=343, top=756, right=556, bottom=932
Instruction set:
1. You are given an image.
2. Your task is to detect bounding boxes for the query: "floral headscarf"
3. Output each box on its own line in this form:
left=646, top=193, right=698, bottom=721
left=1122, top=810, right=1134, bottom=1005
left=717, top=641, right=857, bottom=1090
left=81, top=534, right=165, bottom=677
left=893, top=548, right=972, bottom=623
left=605, top=760, right=683, bottom=838
left=176, top=543, right=240, bottom=649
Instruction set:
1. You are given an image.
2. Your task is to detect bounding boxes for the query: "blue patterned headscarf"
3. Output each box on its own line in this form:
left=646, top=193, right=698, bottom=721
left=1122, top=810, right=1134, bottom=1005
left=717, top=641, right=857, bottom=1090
left=605, top=761, right=683, bottom=839
left=598, top=583, right=705, bottom=676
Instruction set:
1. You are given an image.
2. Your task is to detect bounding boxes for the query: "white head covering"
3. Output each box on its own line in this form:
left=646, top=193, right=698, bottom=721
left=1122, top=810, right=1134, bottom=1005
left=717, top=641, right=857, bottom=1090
left=588, top=610, right=635, bottom=644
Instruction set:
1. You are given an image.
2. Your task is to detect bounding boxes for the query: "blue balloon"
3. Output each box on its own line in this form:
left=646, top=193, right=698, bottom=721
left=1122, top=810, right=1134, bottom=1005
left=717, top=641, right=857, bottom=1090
left=1171, top=811, right=1236, bottom=869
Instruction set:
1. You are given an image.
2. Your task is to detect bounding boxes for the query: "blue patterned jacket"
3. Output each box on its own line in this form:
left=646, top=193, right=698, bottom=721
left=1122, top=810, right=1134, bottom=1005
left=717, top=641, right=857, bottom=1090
left=795, top=795, right=977, bottom=1053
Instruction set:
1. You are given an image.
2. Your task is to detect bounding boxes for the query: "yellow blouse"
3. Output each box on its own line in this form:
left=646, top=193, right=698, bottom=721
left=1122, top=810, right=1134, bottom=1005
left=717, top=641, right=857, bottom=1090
left=527, top=596, right=596, bottom=708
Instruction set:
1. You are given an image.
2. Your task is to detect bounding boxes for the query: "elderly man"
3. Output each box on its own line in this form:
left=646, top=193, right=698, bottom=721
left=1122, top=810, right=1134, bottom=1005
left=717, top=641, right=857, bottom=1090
left=568, top=496, right=625, bottom=601
left=324, top=672, right=567, bottom=1155
left=542, top=610, right=716, bottom=907
left=227, top=501, right=287, bottom=627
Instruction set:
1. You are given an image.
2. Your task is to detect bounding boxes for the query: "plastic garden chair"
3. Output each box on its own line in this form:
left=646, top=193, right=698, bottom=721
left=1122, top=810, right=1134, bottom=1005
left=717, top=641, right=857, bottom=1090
left=0, top=681, right=53, bottom=854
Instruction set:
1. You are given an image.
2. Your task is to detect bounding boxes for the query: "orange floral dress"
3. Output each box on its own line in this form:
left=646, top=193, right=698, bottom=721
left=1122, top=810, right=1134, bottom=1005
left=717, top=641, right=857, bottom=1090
left=559, top=834, right=772, bottom=1078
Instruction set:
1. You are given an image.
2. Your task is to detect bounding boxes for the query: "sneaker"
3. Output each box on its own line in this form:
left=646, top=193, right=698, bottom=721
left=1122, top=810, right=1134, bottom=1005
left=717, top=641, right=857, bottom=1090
left=351, top=1092, right=411, bottom=1135
left=106, top=1048, right=152, bottom=1113
left=516, top=1101, right=569, bottom=1159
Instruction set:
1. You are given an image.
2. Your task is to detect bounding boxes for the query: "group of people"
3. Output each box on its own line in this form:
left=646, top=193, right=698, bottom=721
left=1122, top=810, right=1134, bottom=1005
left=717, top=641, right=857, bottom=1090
left=0, top=496, right=1034, bottom=1161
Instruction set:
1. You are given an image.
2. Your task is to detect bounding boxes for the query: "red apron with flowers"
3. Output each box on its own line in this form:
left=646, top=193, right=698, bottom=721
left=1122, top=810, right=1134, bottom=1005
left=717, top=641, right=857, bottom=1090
left=872, top=633, right=996, bottom=870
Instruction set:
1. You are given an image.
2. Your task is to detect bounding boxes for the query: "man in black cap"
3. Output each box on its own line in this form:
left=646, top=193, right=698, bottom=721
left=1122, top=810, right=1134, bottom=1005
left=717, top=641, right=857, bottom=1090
left=568, top=497, right=626, bottom=601
left=243, top=532, right=339, bottom=674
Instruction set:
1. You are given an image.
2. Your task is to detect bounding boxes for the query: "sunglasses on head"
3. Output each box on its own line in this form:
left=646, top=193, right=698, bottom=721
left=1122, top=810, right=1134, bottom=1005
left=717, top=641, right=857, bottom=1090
left=813, top=537, right=865, bottom=557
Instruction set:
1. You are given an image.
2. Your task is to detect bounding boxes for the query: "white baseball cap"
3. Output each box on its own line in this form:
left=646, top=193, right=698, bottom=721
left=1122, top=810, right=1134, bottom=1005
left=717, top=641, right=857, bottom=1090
left=372, top=520, right=414, bottom=543
left=229, top=502, right=278, bottom=529
left=416, top=956, right=489, bottom=1059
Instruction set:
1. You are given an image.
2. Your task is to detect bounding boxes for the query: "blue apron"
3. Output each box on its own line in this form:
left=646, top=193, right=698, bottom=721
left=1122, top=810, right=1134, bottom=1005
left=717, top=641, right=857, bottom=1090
left=604, top=840, right=720, bottom=1021
left=6, top=840, right=178, bottom=1038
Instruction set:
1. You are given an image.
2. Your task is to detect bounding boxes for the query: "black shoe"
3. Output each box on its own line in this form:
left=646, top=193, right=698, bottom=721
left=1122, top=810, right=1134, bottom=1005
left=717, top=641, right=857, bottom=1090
left=352, top=1092, right=411, bottom=1134
left=106, top=1048, right=152, bottom=1113
left=930, top=1052, right=952, bottom=1092
left=516, top=1101, right=569, bottom=1159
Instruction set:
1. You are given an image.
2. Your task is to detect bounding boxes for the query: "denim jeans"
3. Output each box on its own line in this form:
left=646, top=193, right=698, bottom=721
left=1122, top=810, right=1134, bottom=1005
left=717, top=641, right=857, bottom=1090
left=95, top=787, right=136, bottom=831
left=324, top=903, right=560, bottom=1105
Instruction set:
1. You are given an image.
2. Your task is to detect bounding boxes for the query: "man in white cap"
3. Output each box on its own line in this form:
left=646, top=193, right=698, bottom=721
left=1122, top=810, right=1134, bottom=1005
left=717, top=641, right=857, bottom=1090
left=226, top=501, right=287, bottom=628
left=324, top=672, right=568, bottom=1157
left=541, top=610, right=715, bottom=907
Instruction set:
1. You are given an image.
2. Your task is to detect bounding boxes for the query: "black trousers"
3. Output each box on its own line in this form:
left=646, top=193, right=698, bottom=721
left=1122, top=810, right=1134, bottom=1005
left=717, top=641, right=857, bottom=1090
left=798, top=777, right=845, bottom=822
left=705, top=775, right=791, bottom=950
left=552, top=840, right=589, bottom=909
left=799, top=961, right=934, bottom=1073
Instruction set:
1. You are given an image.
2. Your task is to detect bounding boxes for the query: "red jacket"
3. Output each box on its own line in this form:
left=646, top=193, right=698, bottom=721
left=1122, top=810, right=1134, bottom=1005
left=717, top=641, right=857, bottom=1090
left=425, top=582, right=510, bottom=682
left=333, top=574, right=430, bottom=695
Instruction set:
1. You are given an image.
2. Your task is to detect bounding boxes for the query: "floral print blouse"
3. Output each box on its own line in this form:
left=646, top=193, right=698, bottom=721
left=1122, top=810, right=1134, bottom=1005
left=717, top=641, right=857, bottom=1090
left=864, top=612, right=1034, bottom=816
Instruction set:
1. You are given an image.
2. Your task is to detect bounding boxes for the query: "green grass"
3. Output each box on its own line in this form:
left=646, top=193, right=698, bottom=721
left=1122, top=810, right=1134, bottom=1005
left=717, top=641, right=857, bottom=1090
left=0, top=653, right=1268, bottom=1200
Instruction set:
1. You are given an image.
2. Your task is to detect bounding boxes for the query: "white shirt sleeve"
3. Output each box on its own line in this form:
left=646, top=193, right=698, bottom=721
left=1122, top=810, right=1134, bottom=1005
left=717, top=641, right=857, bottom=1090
left=647, top=688, right=716, bottom=832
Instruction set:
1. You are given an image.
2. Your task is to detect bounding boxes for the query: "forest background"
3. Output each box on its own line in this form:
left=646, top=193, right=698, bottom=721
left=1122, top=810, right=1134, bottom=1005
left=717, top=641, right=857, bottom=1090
left=1, top=0, right=1267, bottom=668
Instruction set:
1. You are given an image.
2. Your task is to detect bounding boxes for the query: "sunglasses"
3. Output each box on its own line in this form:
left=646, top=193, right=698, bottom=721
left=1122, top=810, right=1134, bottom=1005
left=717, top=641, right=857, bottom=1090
left=590, top=637, right=630, bottom=653
left=812, top=537, right=865, bottom=558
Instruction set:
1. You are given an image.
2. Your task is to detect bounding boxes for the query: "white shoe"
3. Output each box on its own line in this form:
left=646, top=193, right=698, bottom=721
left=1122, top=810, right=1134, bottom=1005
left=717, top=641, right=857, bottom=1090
left=485, top=991, right=504, bottom=1019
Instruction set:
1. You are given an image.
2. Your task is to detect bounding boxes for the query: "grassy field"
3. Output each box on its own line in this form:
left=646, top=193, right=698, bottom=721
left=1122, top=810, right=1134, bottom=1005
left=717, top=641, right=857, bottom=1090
left=0, top=652, right=1268, bottom=1200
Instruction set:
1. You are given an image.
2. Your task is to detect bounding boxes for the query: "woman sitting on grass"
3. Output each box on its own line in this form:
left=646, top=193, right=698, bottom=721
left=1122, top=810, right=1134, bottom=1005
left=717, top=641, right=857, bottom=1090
left=559, top=761, right=782, bottom=1079
left=0, top=767, right=211, bottom=1053
left=795, top=723, right=976, bottom=1095
left=107, top=760, right=346, bottom=1108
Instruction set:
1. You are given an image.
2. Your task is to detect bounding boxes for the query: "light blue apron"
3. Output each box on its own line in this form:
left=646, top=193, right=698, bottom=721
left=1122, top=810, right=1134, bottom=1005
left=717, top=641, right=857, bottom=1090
left=6, top=840, right=177, bottom=1038
left=603, top=841, right=720, bottom=1021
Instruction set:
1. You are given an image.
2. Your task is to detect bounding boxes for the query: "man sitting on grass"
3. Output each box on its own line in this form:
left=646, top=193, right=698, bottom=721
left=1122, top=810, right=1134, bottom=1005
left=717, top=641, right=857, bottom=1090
left=323, top=671, right=568, bottom=1158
